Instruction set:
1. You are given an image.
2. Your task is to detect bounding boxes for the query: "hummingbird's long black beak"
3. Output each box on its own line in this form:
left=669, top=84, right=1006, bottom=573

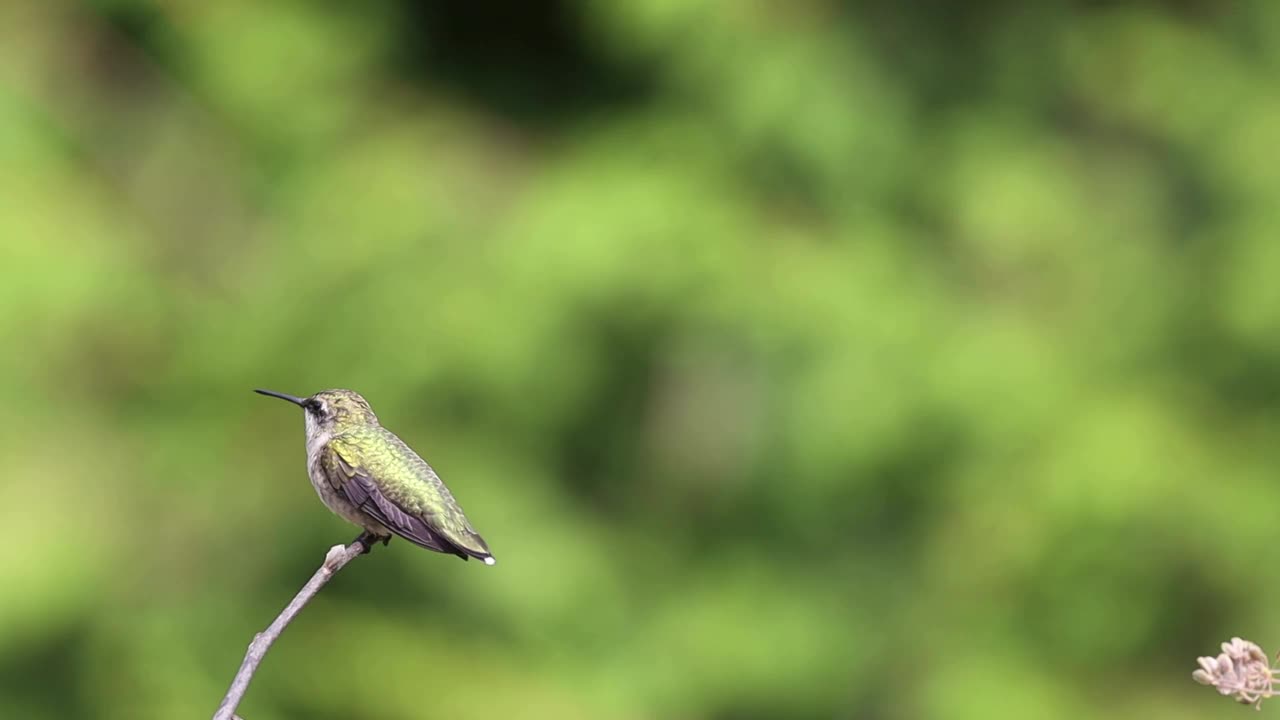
left=254, top=388, right=307, bottom=406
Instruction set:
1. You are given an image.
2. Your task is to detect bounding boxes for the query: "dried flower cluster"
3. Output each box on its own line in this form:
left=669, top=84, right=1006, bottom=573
left=1194, top=637, right=1280, bottom=709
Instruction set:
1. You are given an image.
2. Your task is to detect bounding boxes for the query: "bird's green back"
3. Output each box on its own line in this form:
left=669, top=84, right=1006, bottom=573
left=329, top=426, right=489, bottom=556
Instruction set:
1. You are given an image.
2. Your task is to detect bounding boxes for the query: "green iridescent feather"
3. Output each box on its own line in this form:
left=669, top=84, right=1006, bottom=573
left=327, top=426, right=491, bottom=559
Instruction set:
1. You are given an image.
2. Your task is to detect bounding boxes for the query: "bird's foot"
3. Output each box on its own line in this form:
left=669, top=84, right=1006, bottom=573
left=353, top=531, right=376, bottom=554
left=352, top=531, right=391, bottom=554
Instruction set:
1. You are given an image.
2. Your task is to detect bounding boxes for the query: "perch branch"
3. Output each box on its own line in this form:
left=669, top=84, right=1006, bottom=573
left=212, top=534, right=371, bottom=720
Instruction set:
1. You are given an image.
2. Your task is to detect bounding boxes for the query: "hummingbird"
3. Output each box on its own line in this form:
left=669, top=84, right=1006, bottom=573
left=255, top=388, right=495, bottom=565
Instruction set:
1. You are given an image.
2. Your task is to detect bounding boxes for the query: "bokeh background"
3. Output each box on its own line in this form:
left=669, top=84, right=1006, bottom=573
left=2, top=1, right=1278, bottom=718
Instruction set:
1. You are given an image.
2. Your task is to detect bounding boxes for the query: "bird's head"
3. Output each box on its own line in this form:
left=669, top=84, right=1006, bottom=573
left=255, top=387, right=379, bottom=434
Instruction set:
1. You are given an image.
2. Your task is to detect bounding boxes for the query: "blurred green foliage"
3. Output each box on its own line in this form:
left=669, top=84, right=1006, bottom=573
left=1, top=1, right=1279, bottom=718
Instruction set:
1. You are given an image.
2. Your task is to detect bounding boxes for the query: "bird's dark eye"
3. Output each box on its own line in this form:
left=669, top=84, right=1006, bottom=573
left=306, top=400, right=325, bottom=416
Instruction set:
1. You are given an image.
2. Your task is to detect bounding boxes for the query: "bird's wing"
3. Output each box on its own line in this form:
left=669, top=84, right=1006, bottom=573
left=364, top=428, right=493, bottom=561
left=321, top=439, right=460, bottom=557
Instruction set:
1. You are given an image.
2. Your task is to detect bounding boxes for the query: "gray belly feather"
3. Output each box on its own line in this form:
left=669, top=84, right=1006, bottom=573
left=305, top=432, right=388, bottom=535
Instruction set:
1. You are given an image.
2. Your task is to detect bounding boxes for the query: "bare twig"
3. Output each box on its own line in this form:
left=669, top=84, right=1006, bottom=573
left=212, top=535, right=370, bottom=720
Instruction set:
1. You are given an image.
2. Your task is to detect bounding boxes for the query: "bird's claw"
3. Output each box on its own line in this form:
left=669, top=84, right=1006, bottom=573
left=352, top=531, right=391, bottom=554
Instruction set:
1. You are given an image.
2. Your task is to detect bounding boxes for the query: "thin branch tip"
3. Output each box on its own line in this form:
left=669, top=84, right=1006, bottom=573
left=211, top=534, right=370, bottom=720
left=323, top=544, right=346, bottom=569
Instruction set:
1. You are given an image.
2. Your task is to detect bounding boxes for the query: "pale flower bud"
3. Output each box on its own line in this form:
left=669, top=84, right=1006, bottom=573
left=1193, top=637, right=1277, bottom=709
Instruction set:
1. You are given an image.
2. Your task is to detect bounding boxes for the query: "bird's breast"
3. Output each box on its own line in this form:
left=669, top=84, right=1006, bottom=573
left=303, top=432, right=349, bottom=510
